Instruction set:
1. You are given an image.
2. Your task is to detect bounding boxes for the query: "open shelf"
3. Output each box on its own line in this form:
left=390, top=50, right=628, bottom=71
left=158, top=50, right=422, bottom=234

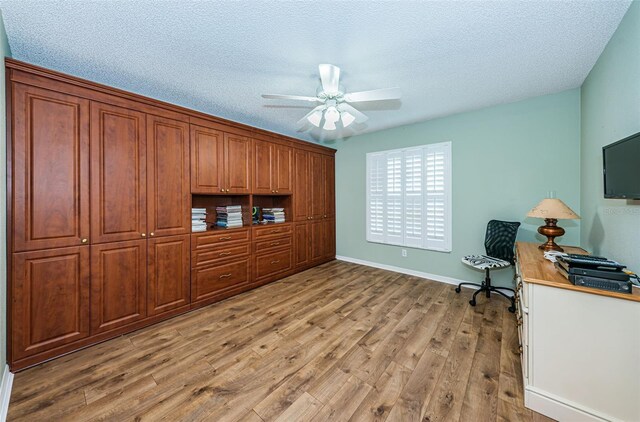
left=192, top=194, right=251, bottom=230
left=252, top=194, right=292, bottom=225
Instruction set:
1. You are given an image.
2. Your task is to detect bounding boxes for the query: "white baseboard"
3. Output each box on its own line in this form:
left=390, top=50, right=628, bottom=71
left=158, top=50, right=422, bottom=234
left=525, top=387, right=613, bottom=422
left=336, top=255, right=472, bottom=287
left=0, top=365, right=13, bottom=422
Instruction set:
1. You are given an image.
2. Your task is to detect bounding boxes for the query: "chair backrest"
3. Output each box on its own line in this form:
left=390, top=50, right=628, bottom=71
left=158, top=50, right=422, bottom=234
left=484, top=220, right=521, bottom=264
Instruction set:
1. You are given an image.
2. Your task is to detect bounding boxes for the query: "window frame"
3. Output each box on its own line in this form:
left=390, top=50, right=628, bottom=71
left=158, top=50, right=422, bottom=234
left=366, top=141, right=452, bottom=252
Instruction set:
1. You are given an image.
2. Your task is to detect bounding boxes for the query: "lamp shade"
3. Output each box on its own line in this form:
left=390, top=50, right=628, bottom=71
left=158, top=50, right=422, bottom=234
left=527, top=198, right=580, bottom=220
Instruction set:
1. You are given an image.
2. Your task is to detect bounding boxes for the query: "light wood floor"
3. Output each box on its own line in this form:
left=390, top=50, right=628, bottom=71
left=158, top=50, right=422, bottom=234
left=8, top=261, right=554, bottom=422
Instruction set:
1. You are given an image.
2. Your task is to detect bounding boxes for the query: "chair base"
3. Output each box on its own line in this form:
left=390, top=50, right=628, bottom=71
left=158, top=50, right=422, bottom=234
left=455, top=268, right=516, bottom=313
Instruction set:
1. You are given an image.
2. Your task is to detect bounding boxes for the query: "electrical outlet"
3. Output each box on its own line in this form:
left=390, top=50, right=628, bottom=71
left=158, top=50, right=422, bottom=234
left=401, top=249, right=407, bottom=257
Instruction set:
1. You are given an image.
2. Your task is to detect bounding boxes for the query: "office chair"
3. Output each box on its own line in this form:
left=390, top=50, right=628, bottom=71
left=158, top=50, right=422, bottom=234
left=456, top=219, right=520, bottom=312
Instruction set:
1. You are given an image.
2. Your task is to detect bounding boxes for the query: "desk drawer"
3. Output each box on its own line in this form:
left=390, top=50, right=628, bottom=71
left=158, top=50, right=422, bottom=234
left=253, top=235, right=292, bottom=254
left=191, top=228, right=250, bottom=250
left=252, top=224, right=291, bottom=240
left=192, top=243, right=251, bottom=268
left=254, top=248, right=292, bottom=280
left=191, top=258, right=250, bottom=302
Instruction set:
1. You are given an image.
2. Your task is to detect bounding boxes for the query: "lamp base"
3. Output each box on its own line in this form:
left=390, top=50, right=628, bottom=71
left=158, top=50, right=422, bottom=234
left=537, top=218, right=565, bottom=252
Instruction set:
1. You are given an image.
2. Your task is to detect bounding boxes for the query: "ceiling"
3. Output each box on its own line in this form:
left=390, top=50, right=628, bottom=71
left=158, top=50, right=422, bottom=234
left=0, top=1, right=631, bottom=144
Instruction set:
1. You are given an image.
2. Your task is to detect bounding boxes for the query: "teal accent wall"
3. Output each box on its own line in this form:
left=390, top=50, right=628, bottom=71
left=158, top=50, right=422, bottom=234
left=581, top=0, right=640, bottom=272
left=333, top=89, right=581, bottom=288
left=0, top=9, right=10, bottom=378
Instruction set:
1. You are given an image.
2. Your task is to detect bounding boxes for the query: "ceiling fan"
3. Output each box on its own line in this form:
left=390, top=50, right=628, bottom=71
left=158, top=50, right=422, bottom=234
left=262, top=64, right=401, bottom=131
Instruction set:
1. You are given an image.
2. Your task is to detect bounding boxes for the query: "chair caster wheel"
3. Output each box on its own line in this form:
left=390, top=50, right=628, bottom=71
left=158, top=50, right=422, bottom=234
left=455, top=287, right=461, bottom=293
left=469, top=299, right=476, bottom=306
left=508, top=305, right=516, bottom=313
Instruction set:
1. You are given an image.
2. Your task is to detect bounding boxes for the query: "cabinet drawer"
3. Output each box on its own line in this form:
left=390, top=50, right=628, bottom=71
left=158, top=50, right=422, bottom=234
left=254, top=248, right=292, bottom=280
left=193, top=243, right=251, bottom=268
left=253, top=235, right=292, bottom=254
left=191, top=228, right=250, bottom=250
left=252, top=224, right=291, bottom=240
left=191, top=259, right=250, bottom=303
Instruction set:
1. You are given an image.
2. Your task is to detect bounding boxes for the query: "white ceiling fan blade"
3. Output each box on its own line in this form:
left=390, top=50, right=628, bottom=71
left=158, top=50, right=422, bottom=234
left=344, top=87, right=401, bottom=103
left=337, top=103, right=368, bottom=123
left=262, top=94, right=320, bottom=102
left=297, top=105, right=326, bottom=127
left=319, top=64, right=340, bottom=95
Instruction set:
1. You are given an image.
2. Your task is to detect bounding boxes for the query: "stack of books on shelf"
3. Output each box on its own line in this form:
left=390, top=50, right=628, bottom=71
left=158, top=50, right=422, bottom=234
left=216, top=205, right=243, bottom=228
left=192, top=208, right=208, bottom=232
left=262, top=208, right=285, bottom=223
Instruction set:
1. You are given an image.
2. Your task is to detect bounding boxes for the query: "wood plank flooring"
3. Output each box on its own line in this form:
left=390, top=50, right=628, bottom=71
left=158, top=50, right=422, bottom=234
left=8, top=261, right=555, bottom=421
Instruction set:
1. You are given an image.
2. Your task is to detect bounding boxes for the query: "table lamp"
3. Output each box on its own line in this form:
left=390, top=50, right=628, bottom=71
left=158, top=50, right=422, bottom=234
left=526, top=198, right=580, bottom=252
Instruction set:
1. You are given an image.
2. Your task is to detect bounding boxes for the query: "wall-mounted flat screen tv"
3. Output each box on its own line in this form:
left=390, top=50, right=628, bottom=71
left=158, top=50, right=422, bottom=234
left=603, top=131, right=640, bottom=199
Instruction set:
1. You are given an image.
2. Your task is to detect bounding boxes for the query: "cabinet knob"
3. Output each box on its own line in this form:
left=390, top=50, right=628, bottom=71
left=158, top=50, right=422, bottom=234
left=276, top=190, right=279, bottom=193
left=221, top=188, right=225, bottom=192
left=150, top=232, right=154, bottom=237
left=226, top=189, right=230, bottom=192
left=519, top=345, right=523, bottom=354
left=81, top=238, right=88, bottom=244
left=323, top=215, right=327, bottom=218
left=141, top=233, right=146, bottom=237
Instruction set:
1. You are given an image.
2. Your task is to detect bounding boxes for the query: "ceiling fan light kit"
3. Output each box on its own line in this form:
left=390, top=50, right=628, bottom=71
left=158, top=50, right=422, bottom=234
left=262, top=64, right=401, bottom=131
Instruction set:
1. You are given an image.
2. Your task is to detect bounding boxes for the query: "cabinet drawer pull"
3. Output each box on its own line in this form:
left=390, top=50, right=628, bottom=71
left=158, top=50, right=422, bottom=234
left=271, top=260, right=280, bottom=264
left=219, top=236, right=232, bottom=240
left=270, top=230, right=281, bottom=234
left=269, top=242, right=280, bottom=246
left=219, top=252, right=232, bottom=256
left=219, top=273, right=232, bottom=278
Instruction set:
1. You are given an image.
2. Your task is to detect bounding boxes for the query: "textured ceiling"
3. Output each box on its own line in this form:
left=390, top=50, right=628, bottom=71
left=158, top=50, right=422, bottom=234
left=0, top=1, right=631, bottom=143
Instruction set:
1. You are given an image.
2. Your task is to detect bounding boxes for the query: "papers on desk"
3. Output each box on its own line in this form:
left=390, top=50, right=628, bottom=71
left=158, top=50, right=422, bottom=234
left=543, top=250, right=567, bottom=263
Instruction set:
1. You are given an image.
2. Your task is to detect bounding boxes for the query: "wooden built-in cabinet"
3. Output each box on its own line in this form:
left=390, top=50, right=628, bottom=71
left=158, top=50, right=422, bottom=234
left=6, top=58, right=335, bottom=371
left=190, top=124, right=252, bottom=194
left=90, top=240, right=147, bottom=334
left=11, top=83, right=90, bottom=252
left=253, top=139, right=293, bottom=194
left=11, top=246, right=90, bottom=361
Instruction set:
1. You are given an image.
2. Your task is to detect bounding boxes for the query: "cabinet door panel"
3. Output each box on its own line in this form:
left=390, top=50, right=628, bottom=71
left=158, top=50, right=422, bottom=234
left=190, top=125, right=225, bottom=194
left=310, top=220, right=324, bottom=262
left=294, top=223, right=310, bottom=268
left=147, top=115, right=191, bottom=236
left=225, top=133, right=251, bottom=193
left=310, top=152, right=325, bottom=219
left=148, top=235, right=190, bottom=316
left=12, top=83, right=90, bottom=251
left=323, top=218, right=335, bottom=259
left=91, top=102, right=147, bottom=243
left=12, top=246, right=90, bottom=360
left=293, top=150, right=310, bottom=221
left=323, top=155, right=335, bottom=218
left=274, top=144, right=293, bottom=194
left=91, top=240, right=147, bottom=334
left=253, top=140, right=273, bottom=193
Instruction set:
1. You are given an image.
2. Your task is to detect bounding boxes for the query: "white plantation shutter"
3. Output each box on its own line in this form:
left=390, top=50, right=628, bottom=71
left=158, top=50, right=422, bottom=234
left=366, top=141, right=451, bottom=252
left=424, top=143, right=451, bottom=251
left=366, top=153, right=385, bottom=243
left=403, top=148, right=423, bottom=248
left=385, top=151, right=403, bottom=245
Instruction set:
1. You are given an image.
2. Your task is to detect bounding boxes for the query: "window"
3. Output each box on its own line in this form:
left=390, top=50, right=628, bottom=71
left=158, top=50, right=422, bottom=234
left=366, top=141, right=451, bottom=252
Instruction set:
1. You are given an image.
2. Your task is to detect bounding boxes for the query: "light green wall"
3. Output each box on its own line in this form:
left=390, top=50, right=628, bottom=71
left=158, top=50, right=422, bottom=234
left=333, top=89, right=581, bottom=288
left=0, top=10, right=10, bottom=378
left=581, top=0, right=640, bottom=272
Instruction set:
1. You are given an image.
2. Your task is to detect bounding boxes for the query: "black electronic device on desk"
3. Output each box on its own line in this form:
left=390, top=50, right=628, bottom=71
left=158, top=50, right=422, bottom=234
left=556, top=255, right=632, bottom=294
